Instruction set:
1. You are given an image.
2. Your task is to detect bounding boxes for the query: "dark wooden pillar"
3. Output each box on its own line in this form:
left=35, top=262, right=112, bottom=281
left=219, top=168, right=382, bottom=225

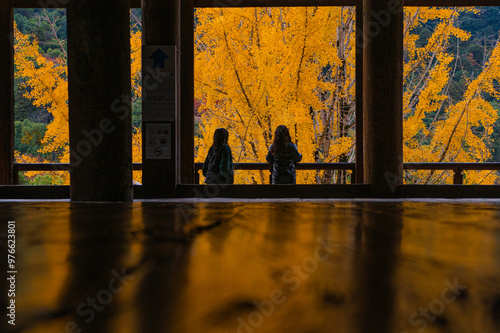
left=180, top=0, right=195, bottom=184
left=68, top=0, right=133, bottom=201
left=355, top=0, right=364, bottom=184
left=142, top=0, right=180, bottom=197
left=363, top=0, right=403, bottom=195
left=0, top=1, right=14, bottom=185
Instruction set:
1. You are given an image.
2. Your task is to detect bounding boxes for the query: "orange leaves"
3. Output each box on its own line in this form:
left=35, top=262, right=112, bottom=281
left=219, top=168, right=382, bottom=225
left=195, top=7, right=356, bottom=184
left=403, top=8, right=499, bottom=184
left=131, top=30, right=142, bottom=100
left=14, top=151, right=70, bottom=185
left=14, top=8, right=500, bottom=186
left=197, top=7, right=499, bottom=185
left=132, top=128, right=142, bottom=184
left=15, top=24, right=69, bottom=156
left=14, top=24, right=143, bottom=184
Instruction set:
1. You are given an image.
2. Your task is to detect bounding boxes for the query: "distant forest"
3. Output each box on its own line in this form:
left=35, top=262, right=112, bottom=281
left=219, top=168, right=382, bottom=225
left=13, top=7, right=500, bottom=163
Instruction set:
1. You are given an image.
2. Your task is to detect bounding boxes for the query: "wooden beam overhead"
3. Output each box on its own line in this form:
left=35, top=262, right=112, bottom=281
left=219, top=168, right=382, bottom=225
left=12, top=0, right=500, bottom=8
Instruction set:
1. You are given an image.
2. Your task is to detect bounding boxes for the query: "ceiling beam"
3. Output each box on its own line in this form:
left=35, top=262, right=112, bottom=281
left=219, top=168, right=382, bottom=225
left=12, top=0, right=500, bottom=8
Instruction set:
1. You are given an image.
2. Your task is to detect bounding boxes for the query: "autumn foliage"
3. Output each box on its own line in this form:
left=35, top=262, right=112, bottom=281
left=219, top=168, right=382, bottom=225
left=195, top=7, right=500, bottom=184
left=14, top=21, right=143, bottom=185
left=14, top=7, right=500, bottom=185
left=195, top=7, right=356, bottom=184
left=403, top=8, right=499, bottom=184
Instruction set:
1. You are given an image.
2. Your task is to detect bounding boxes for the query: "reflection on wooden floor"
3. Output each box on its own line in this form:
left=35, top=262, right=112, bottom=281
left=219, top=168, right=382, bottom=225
left=1, top=200, right=500, bottom=333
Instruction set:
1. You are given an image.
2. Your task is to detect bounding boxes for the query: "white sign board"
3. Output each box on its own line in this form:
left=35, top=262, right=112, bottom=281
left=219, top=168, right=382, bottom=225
left=142, top=45, right=177, bottom=122
left=145, top=123, right=172, bottom=160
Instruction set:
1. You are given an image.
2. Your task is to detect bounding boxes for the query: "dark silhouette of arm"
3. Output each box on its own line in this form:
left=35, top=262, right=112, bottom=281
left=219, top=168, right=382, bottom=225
left=291, top=144, right=302, bottom=163
left=220, top=146, right=233, bottom=178
left=266, top=146, right=274, bottom=164
left=202, top=147, right=211, bottom=176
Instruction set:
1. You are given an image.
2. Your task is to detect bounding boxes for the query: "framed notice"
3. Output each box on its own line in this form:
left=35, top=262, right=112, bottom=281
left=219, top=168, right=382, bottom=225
left=145, top=123, right=171, bottom=160
left=142, top=45, right=177, bottom=122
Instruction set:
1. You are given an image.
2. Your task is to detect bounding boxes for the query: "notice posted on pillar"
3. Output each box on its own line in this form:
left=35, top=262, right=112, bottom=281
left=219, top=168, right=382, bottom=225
left=6, top=221, right=16, bottom=326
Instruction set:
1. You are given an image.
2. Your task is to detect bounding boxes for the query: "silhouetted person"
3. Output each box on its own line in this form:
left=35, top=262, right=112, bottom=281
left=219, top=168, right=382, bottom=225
left=202, top=128, right=234, bottom=184
left=266, top=125, right=302, bottom=184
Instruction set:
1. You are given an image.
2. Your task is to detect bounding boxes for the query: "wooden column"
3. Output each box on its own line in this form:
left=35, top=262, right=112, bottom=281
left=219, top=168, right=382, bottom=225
left=180, top=0, right=195, bottom=184
left=363, top=0, right=403, bottom=194
left=67, top=0, right=133, bottom=201
left=355, top=0, right=364, bottom=184
left=142, top=0, right=180, bottom=197
left=0, top=1, right=14, bottom=185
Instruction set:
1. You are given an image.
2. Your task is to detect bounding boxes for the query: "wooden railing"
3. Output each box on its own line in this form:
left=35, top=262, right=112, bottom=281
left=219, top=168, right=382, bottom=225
left=12, top=163, right=143, bottom=185
left=12, top=162, right=500, bottom=185
left=194, top=162, right=356, bottom=184
left=403, top=162, right=500, bottom=185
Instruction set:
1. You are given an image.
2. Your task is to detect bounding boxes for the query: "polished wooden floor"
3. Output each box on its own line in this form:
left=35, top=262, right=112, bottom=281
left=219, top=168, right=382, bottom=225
left=1, top=200, right=500, bottom=333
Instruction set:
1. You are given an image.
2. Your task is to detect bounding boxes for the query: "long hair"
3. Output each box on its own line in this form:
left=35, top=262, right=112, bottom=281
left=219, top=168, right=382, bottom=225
left=212, top=128, right=229, bottom=147
left=271, top=125, right=291, bottom=155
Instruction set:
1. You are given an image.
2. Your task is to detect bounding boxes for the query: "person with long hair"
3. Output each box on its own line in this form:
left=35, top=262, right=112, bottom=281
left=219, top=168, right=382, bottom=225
left=202, top=128, right=234, bottom=184
left=266, top=125, right=302, bottom=184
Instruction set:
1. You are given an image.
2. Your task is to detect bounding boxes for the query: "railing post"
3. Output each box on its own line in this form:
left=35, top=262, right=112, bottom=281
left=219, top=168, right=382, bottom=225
left=13, top=164, right=19, bottom=185
left=351, top=168, right=356, bottom=184
left=195, top=170, right=200, bottom=185
left=453, top=167, right=463, bottom=185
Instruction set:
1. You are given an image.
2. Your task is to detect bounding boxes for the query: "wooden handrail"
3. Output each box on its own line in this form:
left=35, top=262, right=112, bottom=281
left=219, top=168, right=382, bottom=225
left=193, top=162, right=355, bottom=171
left=12, top=162, right=500, bottom=185
left=403, top=162, right=500, bottom=170
left=13, top=163, right=143, bottom=171
left=193, top=162, right=356, bottom=184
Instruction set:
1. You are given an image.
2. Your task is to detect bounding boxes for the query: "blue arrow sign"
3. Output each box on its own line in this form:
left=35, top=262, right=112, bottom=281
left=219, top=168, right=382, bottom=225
left=149, top=48, right=169, bottom=68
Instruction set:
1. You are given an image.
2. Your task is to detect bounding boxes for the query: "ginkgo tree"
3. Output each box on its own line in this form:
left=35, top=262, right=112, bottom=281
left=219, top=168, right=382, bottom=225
left=195, top=7, right=356, bottom=184
left=14, top=17, right=144, bottom=185
left=195, top=6, right=500, bottom=184
left=403, top=7, right=499, bottom=184
left=15, top=7, right=500, bottom=185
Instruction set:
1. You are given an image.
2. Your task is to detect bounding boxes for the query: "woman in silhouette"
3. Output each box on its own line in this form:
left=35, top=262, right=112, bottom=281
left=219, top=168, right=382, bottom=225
left=266, top=125, right=302, bottom=184
left=202, top=128, right=234, bottom=184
